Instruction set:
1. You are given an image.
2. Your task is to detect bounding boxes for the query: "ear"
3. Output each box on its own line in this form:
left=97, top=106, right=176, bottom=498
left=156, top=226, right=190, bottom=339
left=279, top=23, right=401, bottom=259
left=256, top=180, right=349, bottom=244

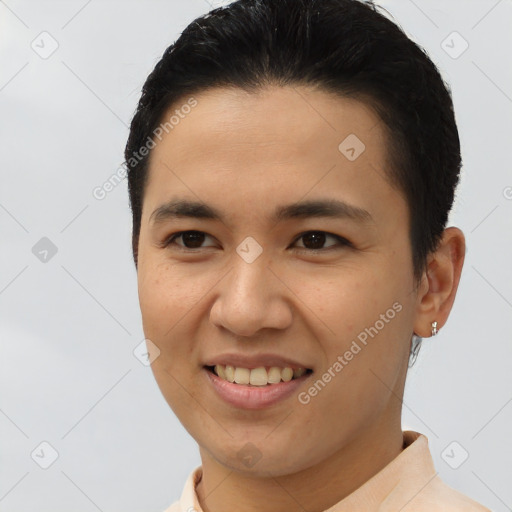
left=413, top=227, right=466, bottom=337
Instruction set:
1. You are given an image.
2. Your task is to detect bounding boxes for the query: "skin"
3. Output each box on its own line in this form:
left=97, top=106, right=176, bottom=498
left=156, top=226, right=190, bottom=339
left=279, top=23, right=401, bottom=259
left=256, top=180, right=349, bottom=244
left=136, top=86, right=465, bottom=512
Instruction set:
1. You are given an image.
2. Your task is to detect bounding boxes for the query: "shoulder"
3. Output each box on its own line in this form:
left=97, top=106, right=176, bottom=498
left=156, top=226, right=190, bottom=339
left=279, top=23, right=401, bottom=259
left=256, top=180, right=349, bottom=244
left=392, top=432, right=491, bottom=512
left=401, top=475, right=491, bottom=512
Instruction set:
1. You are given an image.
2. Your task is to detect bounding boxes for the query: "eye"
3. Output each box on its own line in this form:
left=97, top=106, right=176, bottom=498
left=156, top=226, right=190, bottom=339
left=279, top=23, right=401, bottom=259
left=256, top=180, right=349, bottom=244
left=162, top=230, right=353, bottom=252
left=163, top=231, right=217, bottom=250
left=291, top=231, right=353, bottom=252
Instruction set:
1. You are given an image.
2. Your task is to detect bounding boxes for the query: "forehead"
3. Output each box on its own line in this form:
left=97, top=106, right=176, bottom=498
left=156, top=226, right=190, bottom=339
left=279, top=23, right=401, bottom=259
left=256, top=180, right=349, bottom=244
left=150, top=86, right=386, bottom=158
left=142, top=86, right=402, bottom=226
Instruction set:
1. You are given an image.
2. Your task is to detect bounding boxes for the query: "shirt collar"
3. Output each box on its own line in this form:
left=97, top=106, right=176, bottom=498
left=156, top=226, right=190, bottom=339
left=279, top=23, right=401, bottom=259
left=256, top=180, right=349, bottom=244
left=177, top=431, right=436, bottom=512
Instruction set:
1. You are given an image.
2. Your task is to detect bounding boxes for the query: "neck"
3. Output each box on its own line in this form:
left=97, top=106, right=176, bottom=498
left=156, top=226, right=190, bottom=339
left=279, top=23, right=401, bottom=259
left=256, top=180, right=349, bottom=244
left=196, top=418, right=404, bottom=512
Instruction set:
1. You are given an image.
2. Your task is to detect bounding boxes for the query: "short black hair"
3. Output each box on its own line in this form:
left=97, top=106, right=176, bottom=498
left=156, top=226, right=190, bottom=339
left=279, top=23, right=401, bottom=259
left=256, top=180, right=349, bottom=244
left=125, top=0, right=461, bottom=285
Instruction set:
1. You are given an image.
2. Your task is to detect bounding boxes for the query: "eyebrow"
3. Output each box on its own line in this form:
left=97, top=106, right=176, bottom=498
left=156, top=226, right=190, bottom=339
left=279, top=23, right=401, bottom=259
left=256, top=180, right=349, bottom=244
left=149, top=198, right=373, bottom=226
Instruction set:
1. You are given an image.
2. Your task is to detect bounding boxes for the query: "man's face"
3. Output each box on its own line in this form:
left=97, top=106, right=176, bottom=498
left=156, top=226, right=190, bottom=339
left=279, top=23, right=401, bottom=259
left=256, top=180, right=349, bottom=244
left=137, top=86, right=420, bottom=475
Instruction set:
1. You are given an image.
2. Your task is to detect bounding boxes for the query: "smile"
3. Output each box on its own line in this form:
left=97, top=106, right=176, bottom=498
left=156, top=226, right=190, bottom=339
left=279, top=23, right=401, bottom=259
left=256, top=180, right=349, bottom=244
left=207, top=364, right=311, bottom=386
left=206, top=364, right=311, bottom=386
left=204, top=365, right=313, bottom=409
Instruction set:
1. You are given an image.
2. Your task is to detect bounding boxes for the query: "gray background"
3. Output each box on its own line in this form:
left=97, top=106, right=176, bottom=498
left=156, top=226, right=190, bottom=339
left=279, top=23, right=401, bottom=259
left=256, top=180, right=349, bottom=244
left=1, top=0, right=511, bottom=510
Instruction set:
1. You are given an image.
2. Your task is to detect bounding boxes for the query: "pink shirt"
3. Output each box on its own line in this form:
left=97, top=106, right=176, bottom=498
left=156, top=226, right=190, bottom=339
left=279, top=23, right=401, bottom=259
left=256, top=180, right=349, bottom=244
left=164, top=431, right=491, bottom=511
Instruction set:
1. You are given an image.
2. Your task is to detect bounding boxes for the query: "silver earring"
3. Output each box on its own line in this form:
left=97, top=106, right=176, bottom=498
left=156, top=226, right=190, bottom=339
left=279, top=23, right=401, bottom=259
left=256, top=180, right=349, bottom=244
left=431, top=321, right=438, bottom=337
left=408, top=334, right=423, bottom=368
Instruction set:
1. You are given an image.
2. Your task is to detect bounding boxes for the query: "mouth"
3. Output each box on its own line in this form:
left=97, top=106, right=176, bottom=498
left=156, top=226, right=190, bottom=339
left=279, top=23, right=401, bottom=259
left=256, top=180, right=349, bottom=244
left=205, top=364, right=313, bottom=386
left=204, top=364, right=313, bottom=409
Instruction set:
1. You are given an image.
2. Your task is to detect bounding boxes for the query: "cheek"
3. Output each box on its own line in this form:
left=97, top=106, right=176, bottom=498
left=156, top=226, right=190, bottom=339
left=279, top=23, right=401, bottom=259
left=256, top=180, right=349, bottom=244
left=137, top=257, right=222, bottom=376
left=303, top=269, right=388, bottom=334
left=137, top=261, right=194, bottom=364
left=138, top=259, right=197, bottom=328
left=306, top=264, right=410, bottom=378
left=137, top=261, right=203, bottom=418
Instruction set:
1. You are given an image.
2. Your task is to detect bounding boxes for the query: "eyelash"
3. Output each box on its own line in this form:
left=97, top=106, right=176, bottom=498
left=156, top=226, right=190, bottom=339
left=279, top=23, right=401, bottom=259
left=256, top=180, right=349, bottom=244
left=161, top=230, right=354, bottom=253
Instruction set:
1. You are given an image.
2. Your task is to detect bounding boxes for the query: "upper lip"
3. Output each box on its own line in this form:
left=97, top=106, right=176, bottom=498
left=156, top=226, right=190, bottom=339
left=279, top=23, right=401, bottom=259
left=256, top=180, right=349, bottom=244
left=203, top=353, right=313, bottom=370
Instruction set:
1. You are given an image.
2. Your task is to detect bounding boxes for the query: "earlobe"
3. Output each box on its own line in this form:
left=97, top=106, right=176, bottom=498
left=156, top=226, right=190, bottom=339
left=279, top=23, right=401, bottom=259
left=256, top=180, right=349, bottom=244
left=412, top=227, right=466, bottom=338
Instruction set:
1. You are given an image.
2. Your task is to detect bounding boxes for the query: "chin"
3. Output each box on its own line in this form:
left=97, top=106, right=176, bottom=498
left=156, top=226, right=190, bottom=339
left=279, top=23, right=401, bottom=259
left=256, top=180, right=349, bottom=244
left=202, top=437, right=320, bottom=478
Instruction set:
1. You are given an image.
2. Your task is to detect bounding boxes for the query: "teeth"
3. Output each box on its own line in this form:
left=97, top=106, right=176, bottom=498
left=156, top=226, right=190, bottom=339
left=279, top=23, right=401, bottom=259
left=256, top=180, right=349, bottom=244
left=268, top=366, right=282, bottom=384
left=281, top=367, right=293, bottom=382
left=225, top=365, right=235, bottom=383
left=234, top=367, right=250, bottom=385
left=212, top=365, right=308, bottom=386
left=249, top=367, right=268, bottom=386
left=215, top=364, right=226, bottom=380
left=293, top=367, right=307, bottom=378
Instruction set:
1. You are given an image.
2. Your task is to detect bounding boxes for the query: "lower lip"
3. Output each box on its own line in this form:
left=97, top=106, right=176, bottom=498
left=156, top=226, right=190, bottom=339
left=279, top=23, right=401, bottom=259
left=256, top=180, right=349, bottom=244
left=204, top=368, right=311, bottom=410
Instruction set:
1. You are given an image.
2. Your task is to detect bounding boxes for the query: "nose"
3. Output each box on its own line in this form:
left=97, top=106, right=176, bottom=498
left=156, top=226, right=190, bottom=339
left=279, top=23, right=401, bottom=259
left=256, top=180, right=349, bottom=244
left=209, top=255, right=293, bottom=338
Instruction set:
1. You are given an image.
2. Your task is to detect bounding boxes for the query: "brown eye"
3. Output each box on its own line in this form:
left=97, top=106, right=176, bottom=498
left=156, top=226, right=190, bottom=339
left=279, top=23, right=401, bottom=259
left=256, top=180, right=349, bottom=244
left=162, top=230, right=352, bottom=252
left=293, top=231, right=352, bottom=251
left=164, top=231, right=216, bottom=249
left=301, top=232, right=327, bottom=249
